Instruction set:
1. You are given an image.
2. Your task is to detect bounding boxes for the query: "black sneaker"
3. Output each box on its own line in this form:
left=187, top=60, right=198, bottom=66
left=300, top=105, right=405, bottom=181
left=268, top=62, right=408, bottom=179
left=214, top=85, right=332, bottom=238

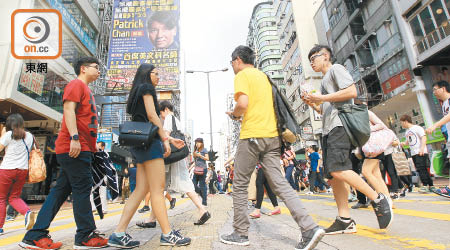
left=324, top=217, right=357, bottom=235
left=160, top=230, right=191, bottom=246
left=169, top=198, right=176, bottom=209
left=220, top=231, right=250, bottom=246
left=108, top=232, right=140, bottom=249
left=400, top=188, right=407, bottom=198
left=351, top=202, right=369, bottom=209
left=136, top=221, right=156, bottom=228
left=138, top=206, right=150, bottom=213
left=295, top=226, right=325, bottom=250
left=371, top=193, right=394, bottom=229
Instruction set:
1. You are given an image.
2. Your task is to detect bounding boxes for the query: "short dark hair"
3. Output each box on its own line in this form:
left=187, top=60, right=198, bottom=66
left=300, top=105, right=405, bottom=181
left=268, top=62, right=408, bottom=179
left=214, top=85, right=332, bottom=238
left=74, top=57, right=100, bottom=76
left=400, top=114, right=412, bottom=123
left=147, top=11, right=178, bottom=30
left=159, top=100, right=174, bottom=112
left=442, top=67, right=448, bottom=71
left=312, top=145, right=318, bottom=152
left=433, top=81, right=450, bottom=93
left=308, top=44, right=333, bottom=61
left=97, top=141, right=106, bottom=147
left=231, top=45, right=255, bottom=65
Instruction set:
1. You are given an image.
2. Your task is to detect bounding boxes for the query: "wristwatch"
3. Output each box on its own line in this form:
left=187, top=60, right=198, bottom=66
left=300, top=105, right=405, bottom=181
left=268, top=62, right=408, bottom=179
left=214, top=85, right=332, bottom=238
left=230, top=113, right=241, bottom=120
left=70, top=134, right=79, bottom=141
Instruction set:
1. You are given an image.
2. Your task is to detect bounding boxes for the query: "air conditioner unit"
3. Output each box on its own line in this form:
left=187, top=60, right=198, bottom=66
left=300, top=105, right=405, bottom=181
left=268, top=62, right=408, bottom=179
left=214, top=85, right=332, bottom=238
left=281, top=13, right=286, bottom=18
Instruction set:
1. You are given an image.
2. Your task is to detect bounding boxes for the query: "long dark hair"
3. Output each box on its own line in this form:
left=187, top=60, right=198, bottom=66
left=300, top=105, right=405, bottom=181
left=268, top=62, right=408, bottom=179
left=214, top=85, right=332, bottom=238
left=5, top=113, right=26, bottom=140
left=126, top=63, right=156, bottom=114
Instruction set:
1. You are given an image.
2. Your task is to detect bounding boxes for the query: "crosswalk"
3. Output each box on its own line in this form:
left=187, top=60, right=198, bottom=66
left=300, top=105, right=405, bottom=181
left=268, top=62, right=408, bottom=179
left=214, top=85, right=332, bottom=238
left=1, top=192, right=449, bottom=250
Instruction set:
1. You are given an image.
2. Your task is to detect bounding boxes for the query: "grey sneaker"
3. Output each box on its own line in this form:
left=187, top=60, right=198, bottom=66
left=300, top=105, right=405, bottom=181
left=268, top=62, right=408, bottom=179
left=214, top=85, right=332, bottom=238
left=220, top=231, right=250, bottom=246
left=325, top=217, right=357, bottom=235
left=371, top=193, right=394, bottom=229
left=295, top=226, right=325, bottom=250
left=160, top=230, right=191, bottom=246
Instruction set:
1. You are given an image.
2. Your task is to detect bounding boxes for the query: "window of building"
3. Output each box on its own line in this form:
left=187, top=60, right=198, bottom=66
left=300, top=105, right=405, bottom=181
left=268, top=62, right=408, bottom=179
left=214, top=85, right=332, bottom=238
left=409, top=16, right=425, bottom=43
left=446, top=0, right=450, bottom=16
left=17, top=65, right=69, bottom=113
left=363, top=0, right=384, bottom=19
left=430, top=0, right=450, bottom=38
left=335, top=29, right=350, bottom=51
left=60, top=0, right=98, bottom=41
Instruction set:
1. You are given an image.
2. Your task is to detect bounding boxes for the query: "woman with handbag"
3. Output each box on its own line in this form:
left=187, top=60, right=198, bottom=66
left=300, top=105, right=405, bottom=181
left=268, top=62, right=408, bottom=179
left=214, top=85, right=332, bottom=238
left=360, top=111, right=394, bottom=201
left=108, top=64, right=191, bottom=248
left=137, top=101, right=210, bottom=227
left=0, top=114, right=36, bottom=235
left=191, top=138, right=209, bottom=206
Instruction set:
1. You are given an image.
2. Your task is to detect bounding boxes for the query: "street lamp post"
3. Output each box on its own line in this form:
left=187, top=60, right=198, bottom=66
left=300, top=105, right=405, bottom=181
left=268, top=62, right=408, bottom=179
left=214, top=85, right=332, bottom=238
left=186, top=68, right=228, bottom=151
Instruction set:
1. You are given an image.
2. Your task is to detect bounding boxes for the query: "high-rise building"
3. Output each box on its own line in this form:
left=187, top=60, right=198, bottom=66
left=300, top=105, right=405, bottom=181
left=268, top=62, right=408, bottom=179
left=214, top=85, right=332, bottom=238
left=247, top=1, right=284, bottom=88
left=274, top=0, right=324, bottom=148
left=0, top=0, right=111, bottom=199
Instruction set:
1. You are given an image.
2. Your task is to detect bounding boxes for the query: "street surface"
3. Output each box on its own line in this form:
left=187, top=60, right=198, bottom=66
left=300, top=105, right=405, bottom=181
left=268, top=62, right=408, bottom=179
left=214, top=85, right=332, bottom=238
left=1, top=189, right=449, bottom=250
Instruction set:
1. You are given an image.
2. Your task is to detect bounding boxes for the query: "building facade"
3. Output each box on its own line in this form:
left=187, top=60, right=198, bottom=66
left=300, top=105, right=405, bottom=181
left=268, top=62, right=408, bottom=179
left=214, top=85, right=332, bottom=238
left=0, top=0, right=110, bottom=199
left=313, top=0, right=446, bottom=148
left=246, top=1, right=284, bottom=87
left=274, top=0, right=324, bottom=148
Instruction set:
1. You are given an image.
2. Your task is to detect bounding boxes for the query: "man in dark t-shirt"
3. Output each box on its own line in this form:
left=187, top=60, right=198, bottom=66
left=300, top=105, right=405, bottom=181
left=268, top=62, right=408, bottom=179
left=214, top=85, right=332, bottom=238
left=21, top=57, right=108, bottom=250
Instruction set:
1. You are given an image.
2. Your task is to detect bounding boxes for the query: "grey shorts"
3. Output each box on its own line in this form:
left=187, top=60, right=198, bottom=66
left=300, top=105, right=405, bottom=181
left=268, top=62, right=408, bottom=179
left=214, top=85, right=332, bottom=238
left=322, top=126, right=353, bottom=179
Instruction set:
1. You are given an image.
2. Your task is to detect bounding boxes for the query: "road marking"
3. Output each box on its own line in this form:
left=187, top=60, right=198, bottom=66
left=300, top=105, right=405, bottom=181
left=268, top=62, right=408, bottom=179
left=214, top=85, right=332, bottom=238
left=261, top=202, right=450, bottom=250
left=0, top=198, right=189, bottom=247
left=297, top=194, right=450, bottom=221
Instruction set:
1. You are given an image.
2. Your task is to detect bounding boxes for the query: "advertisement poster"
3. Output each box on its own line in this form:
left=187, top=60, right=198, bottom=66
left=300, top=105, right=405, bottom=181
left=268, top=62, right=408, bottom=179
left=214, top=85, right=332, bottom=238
left=107, top=0, right=180, bottom=92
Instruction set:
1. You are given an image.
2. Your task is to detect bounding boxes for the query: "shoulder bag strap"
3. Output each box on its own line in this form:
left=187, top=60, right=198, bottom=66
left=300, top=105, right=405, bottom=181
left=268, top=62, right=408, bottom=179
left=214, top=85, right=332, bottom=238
left=22, top=138, right=30, bottom=161
left=171, top=115, right=178, bottom=132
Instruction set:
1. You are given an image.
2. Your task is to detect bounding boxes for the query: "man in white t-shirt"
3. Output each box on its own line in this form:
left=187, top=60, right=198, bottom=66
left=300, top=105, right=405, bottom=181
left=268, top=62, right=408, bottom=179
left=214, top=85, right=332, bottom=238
left=400, top=115, right=434, bottom=192
left=426, top=80, right=450, bottom=196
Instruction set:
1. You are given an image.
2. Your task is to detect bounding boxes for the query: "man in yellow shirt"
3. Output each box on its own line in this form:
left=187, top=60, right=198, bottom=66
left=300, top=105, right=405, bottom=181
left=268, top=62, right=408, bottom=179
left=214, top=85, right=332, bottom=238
left=220, top=46, right=324, bottom=250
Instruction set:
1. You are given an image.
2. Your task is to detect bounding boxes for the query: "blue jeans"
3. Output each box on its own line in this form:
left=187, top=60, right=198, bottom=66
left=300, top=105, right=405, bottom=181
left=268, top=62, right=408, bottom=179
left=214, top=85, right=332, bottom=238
left=216, top=182, right=222, bottom=192
left=23, top=152, right=96, bottom=244
left=192, top=174, right=207, bottom=205
left=285, top=165, right=296, bottom=190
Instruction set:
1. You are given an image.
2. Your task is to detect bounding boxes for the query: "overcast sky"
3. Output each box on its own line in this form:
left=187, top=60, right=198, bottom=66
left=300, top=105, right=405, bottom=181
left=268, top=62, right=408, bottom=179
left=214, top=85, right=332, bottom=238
left=180, top=0, right=263, bottom=151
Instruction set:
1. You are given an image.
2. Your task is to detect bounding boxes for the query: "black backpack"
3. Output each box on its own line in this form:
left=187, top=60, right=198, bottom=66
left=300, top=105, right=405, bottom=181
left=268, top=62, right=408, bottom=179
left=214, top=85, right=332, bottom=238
left=265, top=74, right=302, bottom=149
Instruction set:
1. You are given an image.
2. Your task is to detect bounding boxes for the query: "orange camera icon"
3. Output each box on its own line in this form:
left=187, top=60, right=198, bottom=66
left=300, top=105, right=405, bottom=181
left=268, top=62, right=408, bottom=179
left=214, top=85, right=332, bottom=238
left=11, top=9, right=62, bottom=59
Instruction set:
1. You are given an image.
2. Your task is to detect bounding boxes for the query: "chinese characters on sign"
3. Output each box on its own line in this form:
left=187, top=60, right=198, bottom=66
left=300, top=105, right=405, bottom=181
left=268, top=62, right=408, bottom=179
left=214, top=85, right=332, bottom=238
left=107, top=0, right=180, bottom=92
left=19, top=63, right=47, bottom=96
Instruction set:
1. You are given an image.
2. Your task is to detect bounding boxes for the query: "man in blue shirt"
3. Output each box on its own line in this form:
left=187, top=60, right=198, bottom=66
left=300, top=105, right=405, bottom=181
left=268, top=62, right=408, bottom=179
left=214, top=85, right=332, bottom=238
left=308, top=146, right=329, bottom=194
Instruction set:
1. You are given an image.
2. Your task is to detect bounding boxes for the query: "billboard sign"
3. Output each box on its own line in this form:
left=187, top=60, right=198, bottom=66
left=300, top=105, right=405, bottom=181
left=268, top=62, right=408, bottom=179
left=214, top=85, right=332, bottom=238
left=107, top=0, right=180, bottom=92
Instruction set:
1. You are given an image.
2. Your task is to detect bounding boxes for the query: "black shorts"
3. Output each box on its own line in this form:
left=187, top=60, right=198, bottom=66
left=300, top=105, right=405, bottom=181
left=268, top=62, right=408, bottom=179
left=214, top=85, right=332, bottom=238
left=322, top=126, right=353, bottom=179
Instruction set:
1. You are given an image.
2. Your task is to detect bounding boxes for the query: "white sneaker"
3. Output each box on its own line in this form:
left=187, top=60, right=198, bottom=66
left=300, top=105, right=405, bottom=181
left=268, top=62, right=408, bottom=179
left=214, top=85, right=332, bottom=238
left=327, top=188, right=332, bottom=193
left=305, top=191, right=313, bottom=195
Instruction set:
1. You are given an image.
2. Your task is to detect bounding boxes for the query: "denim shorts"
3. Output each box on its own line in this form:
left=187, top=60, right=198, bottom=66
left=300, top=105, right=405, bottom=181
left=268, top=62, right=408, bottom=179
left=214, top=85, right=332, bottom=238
left=130, top=139, right=164, bottom=164
left=322, top=126, right=353, bottom=179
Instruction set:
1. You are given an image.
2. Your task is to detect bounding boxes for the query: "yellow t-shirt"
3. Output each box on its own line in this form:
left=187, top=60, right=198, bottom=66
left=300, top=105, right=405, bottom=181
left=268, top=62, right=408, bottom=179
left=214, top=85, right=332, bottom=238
left=234, top=67, right=278, bottom=139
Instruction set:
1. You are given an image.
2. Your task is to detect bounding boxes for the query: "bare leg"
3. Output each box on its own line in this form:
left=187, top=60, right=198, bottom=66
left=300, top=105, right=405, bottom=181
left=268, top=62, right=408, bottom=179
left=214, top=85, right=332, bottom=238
left=146, top=159, right=171, bottom=234
left=331, top=170, right=378, bottom=201
left=361, top=159, right=389, bottom=196
left=143, top=192, right=150, bottom=206
left=165, top=192, right=172, bottom=201
left=186, top=191, right=207, bottom=217
left=115, top=164, right=149, bottom=232
left=329, top=178, right=351, bottom=218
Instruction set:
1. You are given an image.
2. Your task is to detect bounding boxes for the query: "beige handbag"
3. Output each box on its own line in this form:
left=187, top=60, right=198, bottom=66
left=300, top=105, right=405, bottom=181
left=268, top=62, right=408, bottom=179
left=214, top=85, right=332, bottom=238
left=391, top=146, right=411, bottom=176
left=24, top=137, right=47, bottom=183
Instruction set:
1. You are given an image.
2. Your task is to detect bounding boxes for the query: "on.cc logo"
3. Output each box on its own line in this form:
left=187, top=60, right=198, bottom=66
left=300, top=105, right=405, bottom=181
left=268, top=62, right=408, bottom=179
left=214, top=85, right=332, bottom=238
left=23, top=16, right=50, bottom=44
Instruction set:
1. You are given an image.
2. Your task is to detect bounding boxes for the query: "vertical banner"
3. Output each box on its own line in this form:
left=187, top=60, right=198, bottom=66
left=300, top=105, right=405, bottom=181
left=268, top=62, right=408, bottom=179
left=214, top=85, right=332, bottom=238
left=107, top=0, right=180, bottom=92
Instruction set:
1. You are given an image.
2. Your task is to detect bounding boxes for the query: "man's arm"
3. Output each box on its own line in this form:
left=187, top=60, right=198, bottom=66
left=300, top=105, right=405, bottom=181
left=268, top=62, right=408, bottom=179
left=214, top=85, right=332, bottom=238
left=305, top=84, right=357, bottom=104
left=426, top=113, right=450, bottom=134
left=226, top=93, right=248, bottom=119
left=64, top=101, right=81, bottom=158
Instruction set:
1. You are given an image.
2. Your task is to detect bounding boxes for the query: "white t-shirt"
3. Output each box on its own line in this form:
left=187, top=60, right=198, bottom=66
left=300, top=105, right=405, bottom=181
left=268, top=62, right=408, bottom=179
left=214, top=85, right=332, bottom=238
left=0, top=131, right=33, bottom=170
left=163, top=114, right=182, bottom=134
left=405, top=125, right=428, bottom=156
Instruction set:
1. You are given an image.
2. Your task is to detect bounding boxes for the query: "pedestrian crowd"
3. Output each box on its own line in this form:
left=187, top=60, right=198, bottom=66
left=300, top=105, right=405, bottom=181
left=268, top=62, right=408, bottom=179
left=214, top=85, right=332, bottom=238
left=0, top=43, right=448, bottom=250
